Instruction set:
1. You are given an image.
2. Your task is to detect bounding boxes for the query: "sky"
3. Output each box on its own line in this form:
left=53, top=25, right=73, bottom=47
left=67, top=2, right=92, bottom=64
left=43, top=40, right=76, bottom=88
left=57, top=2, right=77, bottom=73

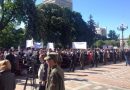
left=36, top=0, right=130, bottom=38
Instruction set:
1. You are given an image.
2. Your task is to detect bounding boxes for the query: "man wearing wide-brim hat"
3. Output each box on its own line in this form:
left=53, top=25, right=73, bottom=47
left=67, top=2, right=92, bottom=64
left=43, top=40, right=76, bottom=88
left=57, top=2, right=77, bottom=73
left=44, top=52, right=65, bottom=90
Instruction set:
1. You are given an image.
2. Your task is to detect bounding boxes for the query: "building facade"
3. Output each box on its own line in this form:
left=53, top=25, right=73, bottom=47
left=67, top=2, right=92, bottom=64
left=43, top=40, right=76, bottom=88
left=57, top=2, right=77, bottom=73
left=44, top=0, right=72, bottom=10
left=96, top=27, right=107, bottom=37
left=120, top=38, right=129, bottom=49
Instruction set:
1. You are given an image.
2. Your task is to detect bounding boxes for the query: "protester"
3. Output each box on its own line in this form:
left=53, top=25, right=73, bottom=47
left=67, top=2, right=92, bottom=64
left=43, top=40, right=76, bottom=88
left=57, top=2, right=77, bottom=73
left=38, top=50, right=48, bottom=90
left=93, top=49, right=100, bottom=67
left=103, top=49, right=108, bottom=65
left=124, top=49, right=130, bottom=66
left=79, top=50, right=85, bottom=69
left=44, top=52, right=65, bottom=90
left=6, top=50, right=16, bottom=73
left=69, top=50, right=77, bottom=72
left=87, top=50, right=94, bottom=67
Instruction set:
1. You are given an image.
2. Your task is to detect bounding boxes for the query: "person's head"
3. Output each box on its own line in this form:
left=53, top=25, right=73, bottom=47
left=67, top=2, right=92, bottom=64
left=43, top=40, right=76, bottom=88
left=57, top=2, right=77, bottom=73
left=8, top=49, right=14, bottom=54
left=0, top=55, right=4, bottom=60
left=39, top=53, right=46, bottom=63
left=44, top=52, right=58, bottom=67
left=0, top=60, right=11, bottom=72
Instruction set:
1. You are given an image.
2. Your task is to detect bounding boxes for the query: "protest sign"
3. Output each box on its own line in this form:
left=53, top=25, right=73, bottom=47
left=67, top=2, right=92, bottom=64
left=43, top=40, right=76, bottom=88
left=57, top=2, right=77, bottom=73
left=34, top=42, right=43, bottom=49
left=47, top=43, right=54, bottom=51
left=26, top=39, right=33, bottom=48
left=72, top=42, right=87, bottom=49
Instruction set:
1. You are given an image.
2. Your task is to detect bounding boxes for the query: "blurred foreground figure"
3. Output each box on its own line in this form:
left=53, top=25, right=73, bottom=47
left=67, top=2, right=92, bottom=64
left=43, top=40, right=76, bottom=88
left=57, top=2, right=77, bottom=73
left=44, top=52, right=65, bottom=90
left=125, top=49, right=130, bottom=66
left=38, top=49, right=48, bottom=90
left=6, top=50, right=16, bottom=73
left=0, top=60, right=16, bottom=90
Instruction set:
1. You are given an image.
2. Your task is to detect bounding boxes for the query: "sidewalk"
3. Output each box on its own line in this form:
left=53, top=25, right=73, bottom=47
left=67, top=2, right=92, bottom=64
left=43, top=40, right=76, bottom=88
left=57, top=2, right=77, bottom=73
left=16, top=62, right=130, bottom=90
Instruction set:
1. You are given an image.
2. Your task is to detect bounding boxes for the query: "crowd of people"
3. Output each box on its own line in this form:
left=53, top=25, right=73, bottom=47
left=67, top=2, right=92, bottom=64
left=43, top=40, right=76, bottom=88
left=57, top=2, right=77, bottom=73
left=0, top=47, right=130, bottom=90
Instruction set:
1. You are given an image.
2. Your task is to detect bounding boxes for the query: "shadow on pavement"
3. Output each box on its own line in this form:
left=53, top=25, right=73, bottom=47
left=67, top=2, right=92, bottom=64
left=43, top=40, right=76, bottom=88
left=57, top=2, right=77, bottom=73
left=65, top=78, right=88, bottom=82
left=65, top=73, right=88, bottom=76
left=81, top=71, right=100, bottom=74
left=16, top=76, right=39, bottom=87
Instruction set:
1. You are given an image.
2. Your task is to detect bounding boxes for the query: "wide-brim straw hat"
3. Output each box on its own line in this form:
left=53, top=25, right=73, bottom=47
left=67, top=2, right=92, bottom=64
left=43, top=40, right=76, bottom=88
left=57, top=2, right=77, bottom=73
left=44, top=52, right=58, bottom=61
left=0, top=60, right=11, bottom=72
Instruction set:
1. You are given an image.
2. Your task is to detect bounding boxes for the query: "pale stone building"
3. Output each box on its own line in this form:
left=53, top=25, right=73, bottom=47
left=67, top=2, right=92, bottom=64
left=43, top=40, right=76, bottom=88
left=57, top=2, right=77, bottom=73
left=96, top=27, right=107, bottom=37
left=120, top=38, right=129, bottom=49
left=44, top=0, right=72, bottom=10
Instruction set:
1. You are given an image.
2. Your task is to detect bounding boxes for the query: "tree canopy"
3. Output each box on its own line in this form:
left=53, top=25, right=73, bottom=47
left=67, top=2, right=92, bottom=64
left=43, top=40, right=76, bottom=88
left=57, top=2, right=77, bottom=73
left=108, top=30, right=119, bottom=40
left=37, top=3, right=95, bottom=48
left=94, top=40, right=120, bottom=48
left=87, top=15, right=96, bottom=47
left=0, top=0, right=37, bottom=39
left=0, top=23, right=25, bottom=48
left=0, top=2, right=101, bottom=48
left=0, top=0, right=39, bottom=48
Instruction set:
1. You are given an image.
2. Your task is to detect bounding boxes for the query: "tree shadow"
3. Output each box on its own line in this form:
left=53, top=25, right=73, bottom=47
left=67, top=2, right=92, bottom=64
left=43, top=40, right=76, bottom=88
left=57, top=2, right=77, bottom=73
left=16, top=79, right=25, bottom=84
left=16, top=76, right=26, bottom=84
left=81, top=71, right=100, bottom=74
left=65, top=78, right=88, bottom=82
left=109, top=67, right=119, bottom=69
left=91, top=69, right=107, bottom=72
left=102, top=66, right=119, bottom=69
left=16, top=76, right=39, bottom=87
left=112, top=64, right=124, bottom=66
left=65, top=73, right=88, bottom=76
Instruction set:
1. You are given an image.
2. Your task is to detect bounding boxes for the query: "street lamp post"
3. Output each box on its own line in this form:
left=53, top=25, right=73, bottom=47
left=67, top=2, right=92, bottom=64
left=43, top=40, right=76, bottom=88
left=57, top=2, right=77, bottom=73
left=117, top=24, right=128, bottom=50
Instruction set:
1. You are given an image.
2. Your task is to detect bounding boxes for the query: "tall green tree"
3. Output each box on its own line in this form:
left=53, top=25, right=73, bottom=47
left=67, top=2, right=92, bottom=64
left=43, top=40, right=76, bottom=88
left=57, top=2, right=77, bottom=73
left=94, top=40, right=105, bottom=48
left=72, top=11, right=89, bottom=42
left=87, top=15, right=96, bottom=47
left=37, top=3, right=89, bottom=48
left=37, top=4, right=64, bottom=46
left=108, top=30, right=119, bottom=40
left=0, top=0, right=37, bottom=39
left=15, top=0, right=38, bottom=40
left=0, top=23, right=25, bottom=48
left=0, top=0, right=16, bottom=30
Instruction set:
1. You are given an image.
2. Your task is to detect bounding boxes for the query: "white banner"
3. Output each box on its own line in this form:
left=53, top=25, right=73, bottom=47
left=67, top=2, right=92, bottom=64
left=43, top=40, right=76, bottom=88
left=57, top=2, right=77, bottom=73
left=108, top=45, right=113, bottom=49
left=26, top=39, right=33, bottom=48
left=34, top=42, right=43, bottom=49
left=103, top=45, right=113, bottom=49
left=47, top=43, right=54, bottom=51
left=72, top=42, right=87, bottom=49
left=18, top=46, right=21, bottom=52
left=103, top=45, right=108, bottom=49
left=113, top=46, right=118, bottom=49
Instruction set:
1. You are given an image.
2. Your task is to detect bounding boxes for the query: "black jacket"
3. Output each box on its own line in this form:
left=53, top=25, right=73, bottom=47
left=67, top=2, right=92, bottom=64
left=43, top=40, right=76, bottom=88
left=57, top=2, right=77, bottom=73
left=0, top=71, right=16, bottom=90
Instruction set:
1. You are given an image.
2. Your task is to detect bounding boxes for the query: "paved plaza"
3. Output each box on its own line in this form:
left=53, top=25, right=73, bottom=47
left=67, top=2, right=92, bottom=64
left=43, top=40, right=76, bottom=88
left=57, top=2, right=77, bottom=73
left=16, top=62, right=130, bottom=90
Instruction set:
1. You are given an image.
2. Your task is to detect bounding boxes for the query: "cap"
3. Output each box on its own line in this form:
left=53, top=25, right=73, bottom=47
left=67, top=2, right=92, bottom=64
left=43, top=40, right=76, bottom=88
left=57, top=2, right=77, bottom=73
left=44, top=52, right=58, bottom=61
left=44, top=55, right=51, bottom=60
